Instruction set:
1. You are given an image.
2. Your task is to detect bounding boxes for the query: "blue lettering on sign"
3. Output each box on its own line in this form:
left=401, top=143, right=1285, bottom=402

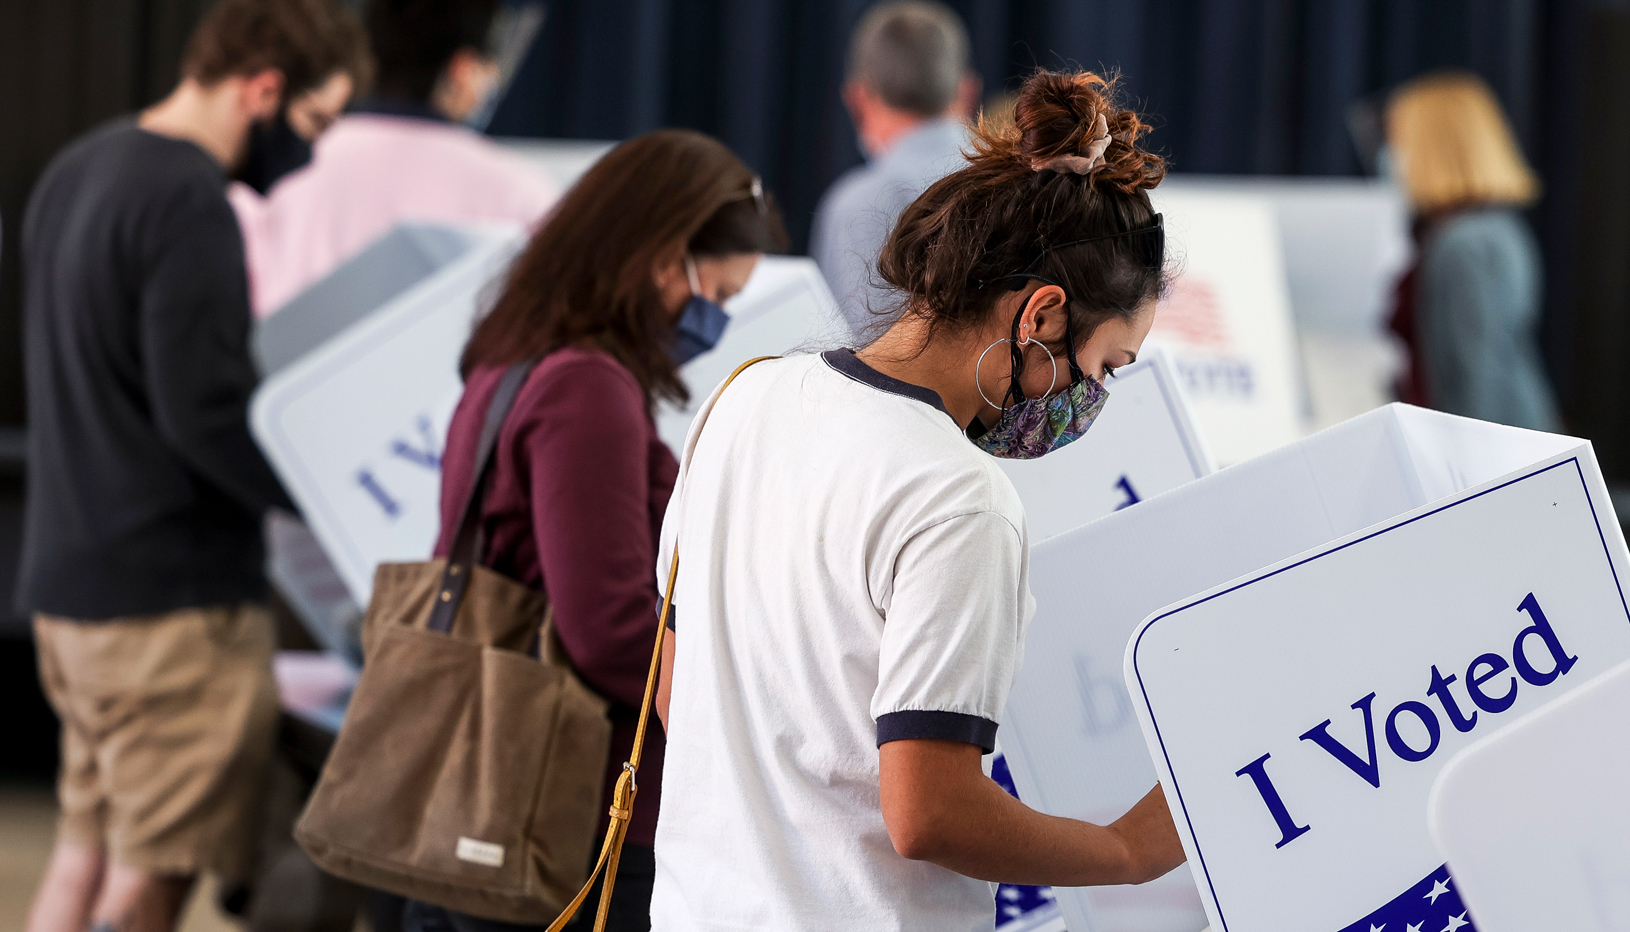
left=1234, top=753, right=1311, bottom=848
left=356, top=469, right=401, bottom=518
left=1177, top=357, right=1255, bottom=399
left=1298, top=692, right=1381, bottom=788
left=390, top=414, right=443, bottom=470
left=1238, top=592, right=1578, bottom=847
left=1114, top=475, right=1141, bottom=510
left=356, top=413, right=444, bottom=520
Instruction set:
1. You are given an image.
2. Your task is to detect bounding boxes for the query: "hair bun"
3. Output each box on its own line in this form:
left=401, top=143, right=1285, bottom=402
left=1005, top=70, right=1166, bottom=193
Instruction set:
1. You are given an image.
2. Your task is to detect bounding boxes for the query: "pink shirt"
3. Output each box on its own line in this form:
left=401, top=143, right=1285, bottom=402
left=230, top=114, right=558, bottom=316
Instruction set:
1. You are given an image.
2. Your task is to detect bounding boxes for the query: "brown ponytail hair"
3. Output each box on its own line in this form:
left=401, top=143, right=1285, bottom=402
left=877, top=69, right=1167, bottom=346
left=460, top=129, right=787, bottom=403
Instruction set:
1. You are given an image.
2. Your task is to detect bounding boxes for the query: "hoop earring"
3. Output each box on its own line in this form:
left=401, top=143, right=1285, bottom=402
left=975, top=338, right=1059, bottom=409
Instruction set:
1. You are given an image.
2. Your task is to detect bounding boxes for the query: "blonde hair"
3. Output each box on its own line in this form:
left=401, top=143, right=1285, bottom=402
left=1386, top=72, right=1538, bottom=212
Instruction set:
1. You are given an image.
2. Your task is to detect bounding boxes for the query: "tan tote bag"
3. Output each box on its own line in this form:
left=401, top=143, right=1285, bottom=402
left=295, top=359, right=611, bottom=923
left=297, top=355, right=774, bottom=930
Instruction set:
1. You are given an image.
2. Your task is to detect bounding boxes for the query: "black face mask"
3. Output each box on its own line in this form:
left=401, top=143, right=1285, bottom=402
left=235, top=113, right=313, bottom=194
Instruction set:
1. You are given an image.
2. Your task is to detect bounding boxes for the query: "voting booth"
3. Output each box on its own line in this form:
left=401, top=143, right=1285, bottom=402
left=496, top=138, right=616, bottom=192
left=252, top=224, right=528, bottom=605
left=253, top=235, right=847, bottom=606
left=1429, top=657, right=1630, bottom=930
left=1076, top=405, right=1630, bottom=932
left=1161, top=176, right=1410, bottom=433
left=1146, top=187, right=1304, bottom=465
left=1004, top=405, right=1630, bottom=932
left=990, top=347, right=1214, bottom=932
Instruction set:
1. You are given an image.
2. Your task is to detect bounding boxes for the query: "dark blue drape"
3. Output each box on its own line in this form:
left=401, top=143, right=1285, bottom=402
left=491, top=0, right=1579, bottom=247
left=489, top=0, right=1591, bottom=400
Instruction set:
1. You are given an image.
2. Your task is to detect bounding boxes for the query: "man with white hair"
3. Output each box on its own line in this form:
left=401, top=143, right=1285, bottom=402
left=810, top=1, right=979, bottom=338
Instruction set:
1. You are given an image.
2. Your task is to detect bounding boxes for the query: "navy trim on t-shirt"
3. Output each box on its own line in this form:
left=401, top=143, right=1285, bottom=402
left=876, top=710, right=999, bottom=755
left=821, top=349, right=950, bottom=417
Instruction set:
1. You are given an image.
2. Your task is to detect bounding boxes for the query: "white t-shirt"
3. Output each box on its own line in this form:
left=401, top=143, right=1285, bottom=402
left=652, top=350, right=1035, bottom=932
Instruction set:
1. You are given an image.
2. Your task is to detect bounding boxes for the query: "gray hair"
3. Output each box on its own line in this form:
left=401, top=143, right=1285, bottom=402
left=847, top=1, right=969, bottom=117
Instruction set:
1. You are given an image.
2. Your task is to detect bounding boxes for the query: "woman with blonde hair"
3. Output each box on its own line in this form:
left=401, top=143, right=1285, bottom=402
left=1386, top=70, right=1559, bottom=430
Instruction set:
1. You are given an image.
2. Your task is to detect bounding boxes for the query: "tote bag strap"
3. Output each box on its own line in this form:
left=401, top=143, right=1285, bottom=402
left=427, top=358, right=538, bottom=635
left=546, top=355, right=777, bottom=932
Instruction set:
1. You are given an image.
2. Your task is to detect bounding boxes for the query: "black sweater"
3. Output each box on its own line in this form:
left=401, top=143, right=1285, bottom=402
left=17, top=120, right=294, bottom=619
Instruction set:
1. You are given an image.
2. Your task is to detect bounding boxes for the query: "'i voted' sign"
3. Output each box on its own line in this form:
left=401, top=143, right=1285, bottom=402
left=1122, top=408, right=1630, bottom=932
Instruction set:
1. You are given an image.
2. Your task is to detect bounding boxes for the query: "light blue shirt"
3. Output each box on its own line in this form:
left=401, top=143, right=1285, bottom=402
left=1417, top=207, right=1560, bottom=432
left=809, top=119, right=970, bottom=339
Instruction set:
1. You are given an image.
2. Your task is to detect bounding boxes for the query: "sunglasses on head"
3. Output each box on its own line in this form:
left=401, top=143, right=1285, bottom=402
left=978, top=213, right=1166, bottom=291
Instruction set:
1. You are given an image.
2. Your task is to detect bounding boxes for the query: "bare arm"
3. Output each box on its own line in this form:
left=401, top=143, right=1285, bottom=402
left=656, top=632, right=675, bottom=732
left=879, top=739, right=1184, bottom=887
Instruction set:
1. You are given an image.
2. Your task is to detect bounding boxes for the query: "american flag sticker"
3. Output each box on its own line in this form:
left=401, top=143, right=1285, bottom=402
left=1335, top=865, right=1472, bottom=932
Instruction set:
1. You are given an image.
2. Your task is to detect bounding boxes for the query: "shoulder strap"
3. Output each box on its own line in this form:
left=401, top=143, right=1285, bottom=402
left=546, top=355, right=777, bottom=932
left=427, top=359, right=538, bottom=635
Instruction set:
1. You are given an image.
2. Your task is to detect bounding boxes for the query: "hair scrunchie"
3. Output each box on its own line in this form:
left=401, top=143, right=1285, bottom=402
left=1030, top=112, right=1112, bottom=175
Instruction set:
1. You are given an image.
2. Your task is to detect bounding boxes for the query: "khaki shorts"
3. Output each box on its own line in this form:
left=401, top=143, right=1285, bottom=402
left=34, top=603, right=279, bottom=879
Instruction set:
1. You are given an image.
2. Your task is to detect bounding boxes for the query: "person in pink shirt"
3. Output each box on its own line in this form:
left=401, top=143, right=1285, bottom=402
left=231, top=0, right=558, bottom=317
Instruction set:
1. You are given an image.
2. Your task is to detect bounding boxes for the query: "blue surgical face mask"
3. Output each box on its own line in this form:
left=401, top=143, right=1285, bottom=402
left=671, top=255, right=730, bottom=366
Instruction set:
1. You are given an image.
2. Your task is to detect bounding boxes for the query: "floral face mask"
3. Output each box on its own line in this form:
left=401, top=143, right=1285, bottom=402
left=969, top=305, right=1108, bottom=460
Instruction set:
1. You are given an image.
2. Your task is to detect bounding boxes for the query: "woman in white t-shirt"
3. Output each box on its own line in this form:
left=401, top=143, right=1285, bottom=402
left=651, top=69, right=1185, bottom=931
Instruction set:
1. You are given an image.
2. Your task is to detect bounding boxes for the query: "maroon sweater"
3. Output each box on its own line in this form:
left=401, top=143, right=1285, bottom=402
left=434, top=346, right=677, bottom=848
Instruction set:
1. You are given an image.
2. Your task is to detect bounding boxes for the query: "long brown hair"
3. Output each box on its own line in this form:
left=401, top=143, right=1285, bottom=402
left=878, top=70, right=1167, bottom=350
left=461, top=129, right=787, bottom=403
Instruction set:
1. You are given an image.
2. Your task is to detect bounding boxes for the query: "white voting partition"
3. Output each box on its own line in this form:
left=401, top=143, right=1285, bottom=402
left=1147, top=188, right=1303, bottom=465
left=254, top=250, right=839, bottom=606
left=1160, top=176, right=1409, bottom=337
left=1160, top=176, right=1410, bottom=433
left=655, top=258, right=844, bottom=451
left=496, top=138, right=615, bottom=191
left=255, top=223, right=482, bottom=368
left=994, top=346, right=1213, bottom=932
left=999, top=347, right=1213, bottom=543
left=252, top=225, right=526, bottom=605
left=1428, top=657, right=1630, bottom=930
left=253, top=223, right=506, bottom=649
left=1110, top=406, right=1630, bottom=932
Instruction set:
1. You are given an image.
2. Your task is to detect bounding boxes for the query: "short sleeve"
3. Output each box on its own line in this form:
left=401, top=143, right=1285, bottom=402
left=872, top=510, right=1030, bottom=754
left=655, top=486, right=680, bottom=631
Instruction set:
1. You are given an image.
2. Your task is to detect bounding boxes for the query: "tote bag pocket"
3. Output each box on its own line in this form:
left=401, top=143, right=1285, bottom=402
left=297, top=619, right=610, bottom=922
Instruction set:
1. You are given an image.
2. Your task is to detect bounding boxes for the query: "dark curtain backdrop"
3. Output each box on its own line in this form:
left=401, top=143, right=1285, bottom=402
left=490, top=1, right=1572, bottom=242
left=0, top=0, right=1617, bottom=428
left=491, top=0, right=1595, bottom=402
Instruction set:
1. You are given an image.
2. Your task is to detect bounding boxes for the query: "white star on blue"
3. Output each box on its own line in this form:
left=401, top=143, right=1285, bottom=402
left=1337, top=865, right=1474, bottom=932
